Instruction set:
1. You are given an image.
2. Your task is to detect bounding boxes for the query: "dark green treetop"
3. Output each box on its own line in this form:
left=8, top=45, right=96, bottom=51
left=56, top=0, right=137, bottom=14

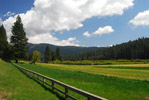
left=44, top=46, right=51, bottom=63
left=10, top=15, right=28, bottom=63
left=51, top=51, right=56, bottom=61
left=56, top=47, right=62, bottom=61
left=0, top=24, right=8, bottom=58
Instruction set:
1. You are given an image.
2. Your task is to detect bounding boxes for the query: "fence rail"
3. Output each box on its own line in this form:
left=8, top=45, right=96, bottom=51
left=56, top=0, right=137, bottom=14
left=12, top=62, right=107, bottom=100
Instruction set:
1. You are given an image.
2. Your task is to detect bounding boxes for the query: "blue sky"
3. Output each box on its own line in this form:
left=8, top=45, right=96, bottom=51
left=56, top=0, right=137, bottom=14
left=0, top=0, right=149, bottom=47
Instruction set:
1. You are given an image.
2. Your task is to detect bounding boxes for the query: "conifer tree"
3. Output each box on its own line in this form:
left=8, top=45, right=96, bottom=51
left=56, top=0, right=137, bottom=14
left=51, top=51, right=56, bottom=61
left=56, top=47, right=60, bottom=59
left=44, top=46, right=51, bottom=63
left=56, top=47, right=62, bottom=60
left=0, top=25, right=8, bottom=58
left=10, top=15, right=28, bottom=63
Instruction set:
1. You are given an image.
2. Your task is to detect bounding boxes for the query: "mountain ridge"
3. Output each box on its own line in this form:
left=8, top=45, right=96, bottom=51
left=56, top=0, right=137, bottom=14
left=64, top=37, right=149, bottom=60
left=28, top=43, right=99, bottom=56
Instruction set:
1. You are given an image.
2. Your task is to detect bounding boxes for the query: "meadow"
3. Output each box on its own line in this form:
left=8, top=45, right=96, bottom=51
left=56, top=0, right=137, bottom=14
left=38, top=63, right=149, bottom=81
left=17, top=61, right=149, bottom=100
left=0, top=60, right=61, bottom=100
left=51, top=59, right=149, bottom=65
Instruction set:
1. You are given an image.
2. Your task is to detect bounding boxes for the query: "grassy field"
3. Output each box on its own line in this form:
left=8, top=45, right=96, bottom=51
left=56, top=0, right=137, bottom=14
left=17, top=62, right=149, bottom=100
left=0, top=60, right=62, bottom=100
left=51, top=59, right=149, bottom=65
left=37, top=63, right=149, bottom=81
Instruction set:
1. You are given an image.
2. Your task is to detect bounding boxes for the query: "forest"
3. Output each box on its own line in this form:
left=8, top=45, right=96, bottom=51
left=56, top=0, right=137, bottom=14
left=64, top=37, right=149, bottom=61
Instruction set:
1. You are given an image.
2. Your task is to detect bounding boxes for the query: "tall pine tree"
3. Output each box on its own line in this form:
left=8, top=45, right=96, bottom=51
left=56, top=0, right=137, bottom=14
left=44, top=46, right=51, bottom=63
left=10, top=15, right=28, bottom=63
left=0, top=25, right=8, bottom=58
left=51, top=51, right=56, bottom=61
left=56, top=47, right=62, bottom=60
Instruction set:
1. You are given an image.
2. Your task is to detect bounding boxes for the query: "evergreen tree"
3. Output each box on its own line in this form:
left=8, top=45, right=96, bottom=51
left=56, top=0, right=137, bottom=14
left=56, top=47, right=62, bottom=60
left=2, top=44, right=13, bottom=61
left=44, top=46, right=51, bottom=63
left=51, top=51, right=56, bottom=61
left=10, top=15, right=28, bottom=63
left=0, top=25, right=8, bottom=58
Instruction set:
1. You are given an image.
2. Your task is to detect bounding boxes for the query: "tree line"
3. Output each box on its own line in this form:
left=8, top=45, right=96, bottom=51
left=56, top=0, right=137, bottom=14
left=0, top=15, right=62, bottom=63
left=64, top=37, right=149, bottom=61
left=30, top=46, right=62, bottom=64
left=0, top=15, right=29, bottom=62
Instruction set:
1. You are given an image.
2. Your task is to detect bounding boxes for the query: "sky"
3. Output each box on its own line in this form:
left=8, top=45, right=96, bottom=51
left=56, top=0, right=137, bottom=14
left=0, top=0, right=149, bottom=47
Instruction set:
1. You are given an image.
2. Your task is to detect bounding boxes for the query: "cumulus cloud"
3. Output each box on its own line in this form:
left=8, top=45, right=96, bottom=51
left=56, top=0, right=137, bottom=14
left=0, top=17, right=2, bottom=25
left=29, top=33, right=79, bottom=46
left=83, top=31, right=91, bottom=37
left=4, top=11, right=15, bottom=17
left=93, top=26, right=114, bottom=35
left=83, top=26, right=114, bottom=37
left=60, top=37, right=79, bottom=46
left=129, top=10, right=149, bottom=26
left=3, top=0, right=133, bottom=46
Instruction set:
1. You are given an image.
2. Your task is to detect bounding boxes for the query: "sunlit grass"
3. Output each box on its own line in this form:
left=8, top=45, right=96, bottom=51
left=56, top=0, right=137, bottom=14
left=36, top=63, right=149, bottom=81
left=18, top=62, right=149, bottom=100
left=0, top=60, right=59, bottom=100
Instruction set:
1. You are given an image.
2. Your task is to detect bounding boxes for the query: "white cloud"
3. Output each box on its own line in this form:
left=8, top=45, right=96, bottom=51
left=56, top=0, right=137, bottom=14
left=109, top=44, right=114, bottom=47
left=97, top=45, right=100, bottom=47
left=83, top=31, right=91, bottom=37
left=60, top=37, right=79, bottom=46
left=4, top=11, right=15, bottom=17
left=83, top=26, right=114, bottom=37
left=29, top=33, right=79, bottom=46
left=3, top=0, right=133, bottom=46
left=0, top=17, right=2, bottom=25
left=129, top=10, right=149, bottom=26
left=93, top=26, right=114, bottom=35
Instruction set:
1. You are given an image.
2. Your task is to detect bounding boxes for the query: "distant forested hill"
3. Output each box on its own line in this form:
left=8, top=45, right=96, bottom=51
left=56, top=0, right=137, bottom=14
left=65, top=37, right=149, bottom=60
left=28, top=43, right=99, bottom=56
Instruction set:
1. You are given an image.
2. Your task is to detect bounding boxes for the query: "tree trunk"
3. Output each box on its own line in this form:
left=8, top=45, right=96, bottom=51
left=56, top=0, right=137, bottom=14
left=15, top=59, right=18, bottom=63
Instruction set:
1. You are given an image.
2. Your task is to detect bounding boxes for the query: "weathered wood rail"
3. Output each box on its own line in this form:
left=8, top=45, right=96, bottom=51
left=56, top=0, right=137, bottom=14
left=12, top=62, right=107, bottom=100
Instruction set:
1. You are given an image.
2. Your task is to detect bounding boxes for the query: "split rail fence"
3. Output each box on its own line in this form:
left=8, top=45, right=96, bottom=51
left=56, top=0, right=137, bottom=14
left=12, top=62, right=107, bottom=100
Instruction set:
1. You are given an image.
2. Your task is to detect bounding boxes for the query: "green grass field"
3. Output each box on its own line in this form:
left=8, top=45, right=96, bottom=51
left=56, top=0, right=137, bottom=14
left=17, top=62, right=149, bottom=100
left=0, top=60, right=62, bottom=100
left=36, top=63, right=149, bottom=81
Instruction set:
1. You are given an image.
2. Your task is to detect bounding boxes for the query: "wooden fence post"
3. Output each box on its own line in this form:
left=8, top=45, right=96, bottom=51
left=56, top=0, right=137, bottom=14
left=37, top=74, right=39, bottom=80
left=43, top=77, right=45, bottom=84
left=65, top=88, right=68, bottom=98
left=88, top=97, right=91, bottom=100
left=30, top=72, right=31, bottom=77
left=52, top=81, right=54, bottom=90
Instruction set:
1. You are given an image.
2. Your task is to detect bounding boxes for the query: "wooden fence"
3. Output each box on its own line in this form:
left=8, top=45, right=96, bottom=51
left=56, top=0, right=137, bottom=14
left=12, top=62, right=107, bottom=100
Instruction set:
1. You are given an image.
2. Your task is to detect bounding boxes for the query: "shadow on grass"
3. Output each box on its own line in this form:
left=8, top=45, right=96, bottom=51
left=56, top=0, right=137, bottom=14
left=21, top=70, right=66, bottom=100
